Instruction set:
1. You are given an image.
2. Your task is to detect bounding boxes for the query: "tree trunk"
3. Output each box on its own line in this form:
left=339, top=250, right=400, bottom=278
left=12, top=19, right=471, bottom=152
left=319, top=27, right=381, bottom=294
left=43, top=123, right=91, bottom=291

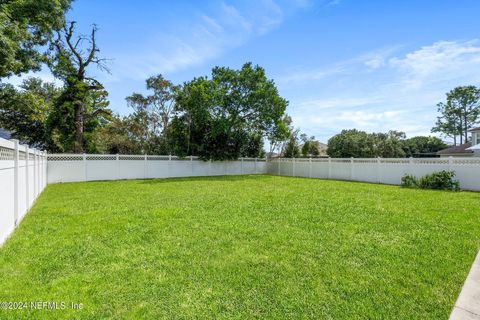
left=74, top=102, right=84, bottom=153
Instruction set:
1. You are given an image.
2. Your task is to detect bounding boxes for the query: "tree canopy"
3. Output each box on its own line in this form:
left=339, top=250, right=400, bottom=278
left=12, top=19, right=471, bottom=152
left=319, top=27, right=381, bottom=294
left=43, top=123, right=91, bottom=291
left=432, top=86, right=480, bottom=145
left=0, top=0, right=71, bottom=78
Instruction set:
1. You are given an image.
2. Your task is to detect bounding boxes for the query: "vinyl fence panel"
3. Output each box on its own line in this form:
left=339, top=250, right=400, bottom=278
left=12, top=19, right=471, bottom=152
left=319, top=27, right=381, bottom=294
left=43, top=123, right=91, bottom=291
left=0, top=138, right=47, bottom=245
left=47, top=154, right=267, bottom=183
left=266, top=157, right=480, bottom=191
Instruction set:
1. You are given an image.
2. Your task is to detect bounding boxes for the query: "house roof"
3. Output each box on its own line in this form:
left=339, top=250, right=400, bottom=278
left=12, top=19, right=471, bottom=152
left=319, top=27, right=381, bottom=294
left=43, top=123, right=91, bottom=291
left=437, top=142, right=473, bottom=155
left=467, top=143, right=480, bottom=151
left=0, top=128, right=11, bottom=140
left=468, top=127, right=480, bottom=132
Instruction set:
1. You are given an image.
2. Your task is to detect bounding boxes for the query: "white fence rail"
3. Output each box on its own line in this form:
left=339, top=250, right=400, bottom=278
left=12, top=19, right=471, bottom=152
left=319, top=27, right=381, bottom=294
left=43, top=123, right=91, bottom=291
left=266, top=157, right=480, bottom=191
left=0, top=138, right=47, bottom=245
left=47, top=154, right=267, bottom=183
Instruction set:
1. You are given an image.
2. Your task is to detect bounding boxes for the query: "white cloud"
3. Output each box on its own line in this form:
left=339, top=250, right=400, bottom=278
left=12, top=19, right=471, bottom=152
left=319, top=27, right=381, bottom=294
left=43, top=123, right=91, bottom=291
left=114, top=0, right=302, bottom=80
left=389, top=40, right=480, bottom=88
left=281, top=40, right=480, bottom=142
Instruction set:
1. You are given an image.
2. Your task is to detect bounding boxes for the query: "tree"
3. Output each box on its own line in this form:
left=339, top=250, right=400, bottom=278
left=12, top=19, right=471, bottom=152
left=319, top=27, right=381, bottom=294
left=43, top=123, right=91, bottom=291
left=327, top=129, right=377, bottom=158
left=432, top=86, right=480, bottom=145
left=373, top=130, right=406, bottom=158
left=267, top=115, right=292, bottom=156
left=402, top=136, right=448, bottom=157
left=0, top=0, right=71, bottom=78
left=0, top=77, right=59, bottom=148
left=125, top=75, right=178, bottom=154
left=300, top=134, right=322, bottom=157
left=283, top=129, right=301, bottom=158
left=172, top=62, right=288, bottom=160
left=46, top=21, right=111, bottom=153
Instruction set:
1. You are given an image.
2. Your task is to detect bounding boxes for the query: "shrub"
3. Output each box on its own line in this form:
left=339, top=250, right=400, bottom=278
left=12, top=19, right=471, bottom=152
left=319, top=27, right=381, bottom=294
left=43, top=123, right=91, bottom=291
left=401, top=171, right=460, bottom=191
left=401, top=174, right=419, bottom=188
left=418, top=170, right=460, bottom=191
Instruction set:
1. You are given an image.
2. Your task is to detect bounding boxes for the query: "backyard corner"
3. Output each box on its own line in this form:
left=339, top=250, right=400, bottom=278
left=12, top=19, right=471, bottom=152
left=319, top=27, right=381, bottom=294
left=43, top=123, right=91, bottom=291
left=0, top=175, right=479, bottom=319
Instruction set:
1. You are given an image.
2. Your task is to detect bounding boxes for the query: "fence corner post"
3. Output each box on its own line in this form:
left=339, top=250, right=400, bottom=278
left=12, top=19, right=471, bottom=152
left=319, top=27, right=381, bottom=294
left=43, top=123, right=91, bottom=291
left=12, top=139, right=19, bottom=226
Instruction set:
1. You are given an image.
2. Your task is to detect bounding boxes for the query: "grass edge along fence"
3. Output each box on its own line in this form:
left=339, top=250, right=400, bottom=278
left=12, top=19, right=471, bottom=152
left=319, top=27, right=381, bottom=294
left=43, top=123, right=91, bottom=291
left=266, top=157, right=480, bottom=191
left=0, top=137, right=47, bottom=246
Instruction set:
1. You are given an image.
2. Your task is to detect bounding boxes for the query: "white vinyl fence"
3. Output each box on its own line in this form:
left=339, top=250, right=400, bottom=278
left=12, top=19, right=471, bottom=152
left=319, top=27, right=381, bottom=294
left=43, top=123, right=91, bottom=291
left=266, top=157, right=480, bottom=191
left=0, top=138, right=47, bottom=245
left=47, top=154, right=267, bottom=183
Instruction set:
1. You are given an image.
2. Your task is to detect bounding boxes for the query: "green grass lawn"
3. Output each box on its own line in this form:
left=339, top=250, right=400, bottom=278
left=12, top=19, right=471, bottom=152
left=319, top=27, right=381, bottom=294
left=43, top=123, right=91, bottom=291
left=0, top=175, right=479, bottom=319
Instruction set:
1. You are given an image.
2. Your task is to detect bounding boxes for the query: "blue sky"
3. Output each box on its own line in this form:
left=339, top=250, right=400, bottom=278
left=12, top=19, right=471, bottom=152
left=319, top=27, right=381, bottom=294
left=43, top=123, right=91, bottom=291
left=10, top=0, right=480, bottom=142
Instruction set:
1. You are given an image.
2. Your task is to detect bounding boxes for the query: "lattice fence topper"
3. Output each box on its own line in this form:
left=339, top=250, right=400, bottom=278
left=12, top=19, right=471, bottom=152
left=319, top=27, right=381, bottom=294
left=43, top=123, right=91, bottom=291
left=47, top=154, right=267, bottom=162
left=0, top=147, right=14, bottom=160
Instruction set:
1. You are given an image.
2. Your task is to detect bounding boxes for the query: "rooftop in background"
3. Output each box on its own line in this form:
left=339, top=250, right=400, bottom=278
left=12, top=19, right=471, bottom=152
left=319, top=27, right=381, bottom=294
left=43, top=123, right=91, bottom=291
left=468, top=127, right=480, bottom=132
left=436, top=143, right=473, bottom=156
left=0, top=128, right=11, bottom=140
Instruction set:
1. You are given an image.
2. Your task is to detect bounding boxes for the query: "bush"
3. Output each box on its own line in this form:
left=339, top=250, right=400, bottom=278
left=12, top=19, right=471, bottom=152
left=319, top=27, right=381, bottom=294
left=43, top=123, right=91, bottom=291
left=401, top=174, right=418, bottom=188
left=401, top=171, right=460, bottom=191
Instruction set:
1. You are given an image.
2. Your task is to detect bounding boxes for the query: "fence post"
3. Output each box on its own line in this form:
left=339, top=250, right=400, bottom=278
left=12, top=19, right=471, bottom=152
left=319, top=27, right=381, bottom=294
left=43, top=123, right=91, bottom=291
left=190, top=155, right=194, bottom=176
left=39, top=151, right=43, bottom=190
left=448, top=156, right=453, bottom=171
left=278, top=158, right=281, bottom=175
left=309, top=157, right=312, bottom=178
left=13, top=140, right=19, bottom=226
left=83, top=153, right=87, bottom=181
left=240, top=157, right=244, bottom=175
left=144, top=154, right=147, bottom=179
left=25, top=145, right=29, bottom=210
left=33, top=149, right=37, bottom=198
left=209, top=159, right=212, bottom=176
left=254, top=158, right=257, bottom=174
left=328, top=157, right=331, bottom=179
left=409, top=157, right=413, bottom=175
left=293, top=157, right=296, bottom=176
left=350, top=157, right=354, bottom=180
left=376, top=157, right=381, bottom=183
left=168, top=154, right=172, bottom=178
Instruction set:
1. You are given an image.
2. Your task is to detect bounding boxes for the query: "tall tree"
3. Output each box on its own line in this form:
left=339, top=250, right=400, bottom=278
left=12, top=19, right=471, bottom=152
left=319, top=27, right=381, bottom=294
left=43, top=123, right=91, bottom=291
left=125, top=74, right=178, bottom=154
left=432, top=86, right=480, bottom=145
left=0, top=0, right=71, bottom=78
left=47, top=21, right=111, bottom=153
left=173, top=62, right=288, bottom=160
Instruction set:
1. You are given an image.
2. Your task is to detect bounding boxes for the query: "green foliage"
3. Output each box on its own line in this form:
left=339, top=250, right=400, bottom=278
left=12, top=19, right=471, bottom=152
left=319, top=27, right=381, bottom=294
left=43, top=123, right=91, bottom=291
left=46, top=22, right=111, bottom=153
left=172, top=62, right=288, bottom=160
left=432, top=86, right=480, bottom=145
left=400, top=175, right=419, bottom=188
left=0, top=78, right=59, bottom=148
left=418, top=171, right=460, bottom=191
left=402, top=136, right=448, bottom=157
left=0, top=0, right=71, bottom=78
left=300, top=134, right=322, bottom=157
left=401, top=171, right=459, bottom=191
left=283, top=129, right=301, bottom=158
left=124, top=74, right=178, bottom=154
left=327, top=129, right=378, bottom=158
left=1, top=176, right=479, bottom=319
left=328, top=129, right=447, bottom=158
